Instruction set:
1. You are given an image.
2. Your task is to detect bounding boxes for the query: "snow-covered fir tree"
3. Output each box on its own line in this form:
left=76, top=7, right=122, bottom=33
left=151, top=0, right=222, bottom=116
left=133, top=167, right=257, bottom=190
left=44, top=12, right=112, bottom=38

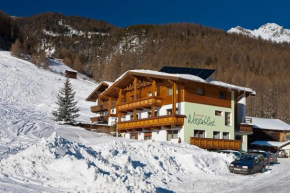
left=52, top=78, right=80, bottom=123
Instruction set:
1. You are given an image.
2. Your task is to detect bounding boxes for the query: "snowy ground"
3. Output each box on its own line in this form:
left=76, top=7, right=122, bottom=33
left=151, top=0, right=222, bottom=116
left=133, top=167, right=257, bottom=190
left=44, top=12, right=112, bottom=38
left=1, top=51, right=290, bottom=193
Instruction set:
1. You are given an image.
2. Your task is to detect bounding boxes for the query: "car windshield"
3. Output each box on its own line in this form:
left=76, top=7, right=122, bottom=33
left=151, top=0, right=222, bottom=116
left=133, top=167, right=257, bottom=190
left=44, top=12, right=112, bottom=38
left=232, top=152, right=240, bottom=157
left=237, top=155, right=254, bottom=162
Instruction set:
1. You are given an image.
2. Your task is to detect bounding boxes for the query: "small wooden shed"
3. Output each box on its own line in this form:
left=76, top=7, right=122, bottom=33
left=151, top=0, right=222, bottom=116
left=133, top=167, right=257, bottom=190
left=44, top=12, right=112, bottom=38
left=65, top=69, right=77, bottom=79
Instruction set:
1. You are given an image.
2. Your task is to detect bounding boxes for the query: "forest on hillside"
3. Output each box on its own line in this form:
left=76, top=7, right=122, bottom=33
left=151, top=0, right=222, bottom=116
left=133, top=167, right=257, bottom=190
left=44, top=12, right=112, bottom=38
left=1, top=11, right=290, bottom=123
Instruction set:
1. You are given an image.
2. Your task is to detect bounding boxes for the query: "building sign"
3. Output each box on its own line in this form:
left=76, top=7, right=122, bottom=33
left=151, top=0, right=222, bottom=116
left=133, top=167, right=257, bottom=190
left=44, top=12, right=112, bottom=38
left=187, top=112, right=216, bottom=126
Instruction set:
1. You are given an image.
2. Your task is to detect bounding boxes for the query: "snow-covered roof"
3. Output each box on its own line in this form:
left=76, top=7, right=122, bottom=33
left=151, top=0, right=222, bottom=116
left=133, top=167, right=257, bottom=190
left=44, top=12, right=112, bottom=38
left=114, top=69, right=256, bottom=95
left=251, top=141, right=290, bottom=148
left=247, top=117, right=290, bottom=131
left=86, top=81, right=114, bottom=101
left=65, top=69, right=77, bottom=73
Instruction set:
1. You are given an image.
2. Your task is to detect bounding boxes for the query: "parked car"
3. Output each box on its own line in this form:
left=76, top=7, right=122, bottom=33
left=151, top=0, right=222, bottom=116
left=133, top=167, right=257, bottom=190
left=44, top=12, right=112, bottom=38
left=229, top=154, right=265, bottom=174
left=219, top=150, right=242, bottom=159
left=268, top=153, right=278, bottom=164
left=276, top=150, right=288, bottom=158
left=248, top=150, right=269, bottom=164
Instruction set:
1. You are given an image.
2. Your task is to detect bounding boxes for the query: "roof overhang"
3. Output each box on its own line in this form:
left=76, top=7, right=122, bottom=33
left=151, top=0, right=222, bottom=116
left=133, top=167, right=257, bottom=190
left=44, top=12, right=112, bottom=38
left=86, top=81, right=113, bottom=102
left=99, top=69, right=256, bottom=99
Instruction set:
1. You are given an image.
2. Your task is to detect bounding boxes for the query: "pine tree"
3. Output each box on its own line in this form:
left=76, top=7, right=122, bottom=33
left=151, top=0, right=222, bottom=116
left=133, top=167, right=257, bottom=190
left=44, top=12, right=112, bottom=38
left=52, top=78, right=80, bottom=123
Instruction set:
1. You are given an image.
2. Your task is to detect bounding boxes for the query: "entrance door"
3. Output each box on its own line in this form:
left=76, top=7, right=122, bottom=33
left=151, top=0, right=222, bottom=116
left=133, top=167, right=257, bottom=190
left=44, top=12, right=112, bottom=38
left=130, top=133, right=138, bottom=140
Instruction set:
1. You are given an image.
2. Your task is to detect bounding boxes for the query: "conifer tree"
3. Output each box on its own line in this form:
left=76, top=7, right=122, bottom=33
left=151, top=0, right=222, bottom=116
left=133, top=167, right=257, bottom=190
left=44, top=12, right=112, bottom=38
left=52, top=78, right=80, bottom=123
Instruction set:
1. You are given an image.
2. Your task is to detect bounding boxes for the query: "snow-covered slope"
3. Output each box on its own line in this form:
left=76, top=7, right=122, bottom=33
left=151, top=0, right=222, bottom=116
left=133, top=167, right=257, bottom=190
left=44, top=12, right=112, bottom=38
left=0, top=51, right=96, bottom=157
left=1, top=51, right=290, bottom=193
left=228, top=23, right=290, bottom=43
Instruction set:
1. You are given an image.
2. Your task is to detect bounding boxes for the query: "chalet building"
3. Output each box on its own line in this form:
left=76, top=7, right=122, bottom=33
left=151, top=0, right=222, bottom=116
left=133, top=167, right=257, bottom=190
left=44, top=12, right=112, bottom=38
left=65, top=69, right=77, bottom=79
left=248, top=117, right=290, bottom=147
left=87, top=67, right=256, bottom=151
left=86, top=81, right=116, bottom=126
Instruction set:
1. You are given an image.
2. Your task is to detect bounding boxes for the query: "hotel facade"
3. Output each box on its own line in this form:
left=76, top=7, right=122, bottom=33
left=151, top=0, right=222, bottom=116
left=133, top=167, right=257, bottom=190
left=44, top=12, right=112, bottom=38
left=86, top=67, right=255, bottom=151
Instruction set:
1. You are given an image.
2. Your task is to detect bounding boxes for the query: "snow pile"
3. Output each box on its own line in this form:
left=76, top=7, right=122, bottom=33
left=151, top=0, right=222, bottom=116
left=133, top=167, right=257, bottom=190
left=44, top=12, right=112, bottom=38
left=0, top=133, right=234, bottom=192
left=228, top=23, right=290, bottom=43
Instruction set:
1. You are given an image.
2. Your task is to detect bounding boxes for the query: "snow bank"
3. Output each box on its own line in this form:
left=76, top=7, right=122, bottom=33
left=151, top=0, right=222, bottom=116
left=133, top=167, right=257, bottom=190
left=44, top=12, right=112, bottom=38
left=0, top=133, right=234, bottom=192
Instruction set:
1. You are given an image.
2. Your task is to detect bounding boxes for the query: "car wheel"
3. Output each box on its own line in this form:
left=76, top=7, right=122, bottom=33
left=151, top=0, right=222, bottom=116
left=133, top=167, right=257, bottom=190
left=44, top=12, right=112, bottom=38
left=260, top=167, right=265, bottom=173
left=251, top=169, right=254, bottom=175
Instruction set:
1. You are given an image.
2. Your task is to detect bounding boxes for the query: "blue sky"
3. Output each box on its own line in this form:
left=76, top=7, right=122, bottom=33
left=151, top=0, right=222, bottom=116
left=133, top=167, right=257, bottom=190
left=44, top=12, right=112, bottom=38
left=1, top=0, right=289, bottom=30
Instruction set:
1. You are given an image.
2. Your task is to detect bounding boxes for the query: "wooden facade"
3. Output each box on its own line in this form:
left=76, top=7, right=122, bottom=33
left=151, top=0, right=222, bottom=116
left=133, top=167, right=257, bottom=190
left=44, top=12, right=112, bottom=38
left=96, top=71, right=243, bottom=134
left=249, top=129, right=290, bottom=144
left=91, top=100, right=116, bottom=113
left=118, top=114, right=185, bottom=132
left=87, top=69, right=254, bottom=150
left=190, top=137, right=241, bottom=150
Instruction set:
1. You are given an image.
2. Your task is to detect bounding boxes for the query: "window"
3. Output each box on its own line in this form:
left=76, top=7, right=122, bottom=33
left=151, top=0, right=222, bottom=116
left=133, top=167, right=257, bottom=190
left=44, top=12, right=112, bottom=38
left=219, top=91, right=226, bottom=99
left=130, top=114, right=138, bottom=120
left=225, top=112, right=231, bottom=126
left=144, top=132, right=152, bottom=140
left=167, top=130, right=178, bottom=141
left=130, top=95, right=134, bottom=101
left=148, top=112, right=152, bottom=118
left=167, top=87, right=173, bottom=96
left=130, top=133, right=138, bottom=140
left=236, top=135, right=243, bottom=142
left=197, top=87, right=204, bottom=96
left=213, top=131, right=220, bottom=139
left=148, top=111, right=158, bottom=118
left=167, top=108, right=178, bottom=115
left=223, top=132, right=229, bottom=140
left=194, top=130, right=205, bottom=138
left=148, top=91, right=152, bottom=97
left=215, top=110, right=222, bottom=116
left=122, top=98, right=126, bottom=102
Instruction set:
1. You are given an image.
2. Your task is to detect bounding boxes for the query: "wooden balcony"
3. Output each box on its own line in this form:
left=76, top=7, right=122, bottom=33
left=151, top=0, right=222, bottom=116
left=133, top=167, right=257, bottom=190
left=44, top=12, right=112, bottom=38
left=91, top=101, right=116, bottom=113
left=190, top=137, right=241, bottom=150
left=118, top=114, right=185, bottom=132
left=117, top=96, right=163, bottom=112
left=90, top=116, right=108, bottom=123
left=235, top=124, right=253, bottom=134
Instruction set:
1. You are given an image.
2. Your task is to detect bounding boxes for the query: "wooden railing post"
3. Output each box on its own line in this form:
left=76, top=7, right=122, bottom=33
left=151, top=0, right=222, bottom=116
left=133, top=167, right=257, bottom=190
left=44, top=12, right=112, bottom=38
left=118, top=89, right=123, bottom=103
left=151, top=105, right=155, bottom=118
left=134, top=78, right=137, bottom=100
left=108, top=97, right=112, bottom=117
left=172, top=83, right=177, bottom=114
left=152, top=80, right=156, bottom=97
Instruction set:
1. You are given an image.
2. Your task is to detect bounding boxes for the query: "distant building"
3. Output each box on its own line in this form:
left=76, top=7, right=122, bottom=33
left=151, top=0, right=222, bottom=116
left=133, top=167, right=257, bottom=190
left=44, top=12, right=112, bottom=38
left=87, top=67, right=256, bottom=152
left=251, top=141, right=290, bottom=154
left=248, top=117, right=290, bottom=144
left=65, top=69, right=77, bottom=79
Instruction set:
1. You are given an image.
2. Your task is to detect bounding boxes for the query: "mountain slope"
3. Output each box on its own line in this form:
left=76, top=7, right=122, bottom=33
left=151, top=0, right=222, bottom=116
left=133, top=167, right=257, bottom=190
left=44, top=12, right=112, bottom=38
left=2, top=11, right=290, bottom=124
left=228, top=23, right=290, bottom=43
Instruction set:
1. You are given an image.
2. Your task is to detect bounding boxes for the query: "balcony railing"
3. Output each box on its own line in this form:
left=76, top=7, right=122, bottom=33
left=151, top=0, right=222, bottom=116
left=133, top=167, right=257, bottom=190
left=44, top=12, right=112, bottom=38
left=90, top=116, right=108, bottom=123
left=235, top=124, right=253, bottom=133
left=117, top=96, right=163, bottom=112
left=91, top=101, right=116, bottom=113
left=118, top=114, right=185, bottom=132
left=190, top=137, right=241, bottom=150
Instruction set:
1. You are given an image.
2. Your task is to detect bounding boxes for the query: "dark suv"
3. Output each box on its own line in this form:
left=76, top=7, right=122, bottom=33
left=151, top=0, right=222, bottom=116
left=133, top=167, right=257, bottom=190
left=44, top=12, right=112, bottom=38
left=229, top=153, right=265, bottom=174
